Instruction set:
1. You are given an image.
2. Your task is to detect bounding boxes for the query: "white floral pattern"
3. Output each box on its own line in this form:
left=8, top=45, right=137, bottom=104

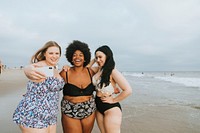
left=13, top=77, right=65, bottom=128
left=61, top=96, right=96, bottom=119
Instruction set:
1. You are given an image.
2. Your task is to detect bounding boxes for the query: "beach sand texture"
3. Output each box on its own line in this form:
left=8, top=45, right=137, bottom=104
left=0, top=69, right=200, bottom=133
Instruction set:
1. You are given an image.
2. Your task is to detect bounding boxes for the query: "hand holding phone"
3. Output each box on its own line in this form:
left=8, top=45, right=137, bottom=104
left=36, top=66, right=54, bottom=77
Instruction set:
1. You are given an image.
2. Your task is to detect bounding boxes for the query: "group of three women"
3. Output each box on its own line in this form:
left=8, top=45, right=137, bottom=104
left=13, top=40, right=132, bottom=133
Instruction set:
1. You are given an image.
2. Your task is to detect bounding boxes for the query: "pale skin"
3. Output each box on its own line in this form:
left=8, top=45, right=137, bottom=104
left=24, top=46, right=61, bottom=82
left=90, top=51, right=132, bottom=133
left=19, top=125, right=56, bottom=133
left=21, top=46, right=62, bottom=133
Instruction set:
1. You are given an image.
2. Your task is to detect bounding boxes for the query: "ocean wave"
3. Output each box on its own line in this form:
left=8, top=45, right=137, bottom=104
left=123, top=71, right=200, bottom=88
left=123, top=72, right=145, bottom=77
left=155, top=76, right=200, bottom=88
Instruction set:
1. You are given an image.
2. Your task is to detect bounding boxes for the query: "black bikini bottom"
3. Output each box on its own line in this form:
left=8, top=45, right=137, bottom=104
left=95, top=96, right=121, bottom=115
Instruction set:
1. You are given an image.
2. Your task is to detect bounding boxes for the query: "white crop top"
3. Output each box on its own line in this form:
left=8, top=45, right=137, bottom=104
left=92, top=75, right=114, bottom=95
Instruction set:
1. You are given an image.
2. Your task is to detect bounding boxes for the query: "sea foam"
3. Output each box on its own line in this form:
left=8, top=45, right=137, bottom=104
left=154, top=76, right=200, bottom=88
left=123, top=71, right=200, bottom=88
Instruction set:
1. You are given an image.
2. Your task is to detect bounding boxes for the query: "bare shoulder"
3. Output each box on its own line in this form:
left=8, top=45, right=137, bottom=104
left=111, top=68, right=122, bottom=76
left=59, top=69, right=65, bottom=75
left=111, top=68, right=126, bottom=82
left=111, top=68, right=132, bottom=93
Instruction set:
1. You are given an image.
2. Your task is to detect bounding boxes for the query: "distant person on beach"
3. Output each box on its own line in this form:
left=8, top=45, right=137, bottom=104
left=0, top=59, right=2, bottom=74
left=13, top=41, right=65, bottom=133
left=89, top=45, right=132, bottom=133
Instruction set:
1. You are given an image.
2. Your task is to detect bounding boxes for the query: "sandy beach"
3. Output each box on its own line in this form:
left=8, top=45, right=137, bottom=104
left=0, top=69, right=200, bottom=133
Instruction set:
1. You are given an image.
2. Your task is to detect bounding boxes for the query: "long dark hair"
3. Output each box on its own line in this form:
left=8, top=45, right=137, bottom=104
left=95, top=45, right=115, bottom=88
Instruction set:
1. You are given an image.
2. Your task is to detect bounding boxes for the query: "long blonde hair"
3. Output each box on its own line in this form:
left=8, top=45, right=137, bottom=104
left=31, top=41, right=61, bottom=63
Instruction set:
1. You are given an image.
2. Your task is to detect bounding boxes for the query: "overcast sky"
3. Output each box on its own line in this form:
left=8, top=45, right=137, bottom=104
left=0, top=0, right=200, bottom=71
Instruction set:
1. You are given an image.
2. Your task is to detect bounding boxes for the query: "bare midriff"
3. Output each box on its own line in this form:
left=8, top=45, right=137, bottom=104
left=63, top=95, right=92, bottom=103
left=96, top=91, right=112, bottom=98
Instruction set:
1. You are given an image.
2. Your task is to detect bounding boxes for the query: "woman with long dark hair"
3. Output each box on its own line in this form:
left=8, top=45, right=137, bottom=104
left=91, top=45, right=132, bottom=133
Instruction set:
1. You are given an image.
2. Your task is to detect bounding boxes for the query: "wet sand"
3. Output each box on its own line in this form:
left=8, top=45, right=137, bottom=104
left=0, top=69, right=200, bottom=133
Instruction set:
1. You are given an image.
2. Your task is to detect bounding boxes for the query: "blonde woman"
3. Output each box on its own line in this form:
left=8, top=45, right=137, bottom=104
left=13, top=41, right=65, bottom=133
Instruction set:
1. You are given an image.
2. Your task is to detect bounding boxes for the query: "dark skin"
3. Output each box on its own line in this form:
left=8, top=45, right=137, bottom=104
left=60, top=50, right=96, bottom=133
left=60, top=67, right=95, bottom=103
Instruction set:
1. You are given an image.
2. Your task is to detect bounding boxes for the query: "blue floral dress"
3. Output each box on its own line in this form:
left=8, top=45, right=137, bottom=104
left=13, top=77, right=65, bottom=128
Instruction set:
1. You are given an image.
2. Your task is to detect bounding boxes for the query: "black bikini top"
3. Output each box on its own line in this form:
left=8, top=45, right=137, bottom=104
left=63, top=68, right=95, bottom=96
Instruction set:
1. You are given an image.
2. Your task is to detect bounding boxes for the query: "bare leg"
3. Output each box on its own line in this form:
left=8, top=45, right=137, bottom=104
left=104, top=107, right=122, bottom=133
left=96, top=111, right=106, bottom=133
left=81, top=112, right=96, bottom=133
left=19, top=125, right=49, bottom=133
left=49, top=124, right=56, bottom=133
left=61, top=113, right=82, bottom=133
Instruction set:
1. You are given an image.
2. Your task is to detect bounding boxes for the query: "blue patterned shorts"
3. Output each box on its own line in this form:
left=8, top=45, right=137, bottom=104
left=13, top=77, right=65, bottom=128
left=13, top=96, right=58, bottom=128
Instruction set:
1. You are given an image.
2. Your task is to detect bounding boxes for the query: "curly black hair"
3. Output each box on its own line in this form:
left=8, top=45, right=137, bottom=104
left=95, top=45, right=115, bottom=88
left=65, top=40, right=91, bottom=67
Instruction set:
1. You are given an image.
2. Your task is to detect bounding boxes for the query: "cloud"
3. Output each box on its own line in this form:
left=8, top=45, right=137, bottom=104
left=0, top=0, right=200, bottom=71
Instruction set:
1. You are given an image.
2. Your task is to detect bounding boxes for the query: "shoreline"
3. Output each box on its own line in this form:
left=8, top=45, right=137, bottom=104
left=0, top=69, right=200, bottom=133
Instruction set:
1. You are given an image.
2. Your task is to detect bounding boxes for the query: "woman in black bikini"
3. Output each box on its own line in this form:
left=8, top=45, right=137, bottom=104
left=59, top=40, right=96, bottom=133
left=90, top=45, right=132, bottom=133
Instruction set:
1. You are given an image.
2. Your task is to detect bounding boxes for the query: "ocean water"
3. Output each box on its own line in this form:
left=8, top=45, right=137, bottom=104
left=122, top=71, right=200, bottom=108
left=1, top=70, right=199, bottom=133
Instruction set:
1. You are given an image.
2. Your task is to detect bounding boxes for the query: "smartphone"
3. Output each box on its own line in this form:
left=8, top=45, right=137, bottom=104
left=36, top=66, right=54, bottom=77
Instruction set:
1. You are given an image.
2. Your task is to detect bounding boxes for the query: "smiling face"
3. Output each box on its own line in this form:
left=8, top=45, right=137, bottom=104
left=44, top=46, right=60, bottom=66
left=95, top=51, right=106, bottom=67
left=72, top=50, right=85, bottom=67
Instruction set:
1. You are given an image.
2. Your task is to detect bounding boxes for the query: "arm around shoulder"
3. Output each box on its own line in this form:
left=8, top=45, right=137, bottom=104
left=86, top=58, right=96, bottom=68
left=86, top=58, right=99, bottom=74
left=59, top=69, right=67, bottom=82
